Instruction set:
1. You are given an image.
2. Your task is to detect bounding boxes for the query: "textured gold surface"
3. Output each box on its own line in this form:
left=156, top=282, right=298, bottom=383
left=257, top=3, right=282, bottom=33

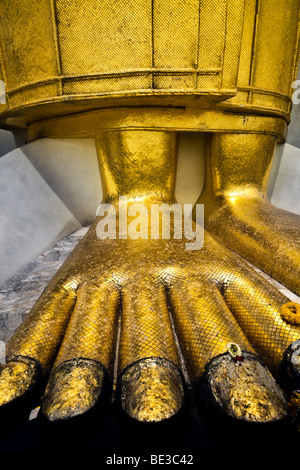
left=205, top=352, right=288, bottom=422
left=120, top=358, right=184, bottom=422
left=280, top=303, right=300, bottom=326
left=168, top=279, right=254, bottom=382
left=119, top=281, right=180, bottom=373
left=0, top=0, right=246, bottom=127
left=0, top=358, right=38, bottom=407
left=6, top=282, right=77, bottom=371
left=289, top=390, right=300, bottom=423
left=53, top=281, right=119, bottom=374
left=222, top=0, right=300, bottom=117
left=2, top=129, right=300, bottom=424
left=27, top=106, right=288, bottom=143
left=0, top=0, right=299, bottom=131
left=41, top=359, right=105, bottom=421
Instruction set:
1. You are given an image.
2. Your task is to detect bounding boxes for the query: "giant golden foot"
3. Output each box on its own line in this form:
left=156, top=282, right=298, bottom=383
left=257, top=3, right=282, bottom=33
left=0, top=130, right=299, bottom=431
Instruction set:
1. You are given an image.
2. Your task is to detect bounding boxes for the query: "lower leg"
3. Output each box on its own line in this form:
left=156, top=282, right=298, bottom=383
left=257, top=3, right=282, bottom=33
left=197, top=132, right=300, bottom=295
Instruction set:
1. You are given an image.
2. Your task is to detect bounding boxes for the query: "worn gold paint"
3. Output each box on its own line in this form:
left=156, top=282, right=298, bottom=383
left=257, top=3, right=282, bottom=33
left=0, top=1, right=299, bottom=424
left=41, top=359, right=105, bottom=422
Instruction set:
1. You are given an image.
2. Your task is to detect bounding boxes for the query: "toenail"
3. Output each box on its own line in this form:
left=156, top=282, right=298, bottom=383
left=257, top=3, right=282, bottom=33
left=280, top=302, right=300, bottom=326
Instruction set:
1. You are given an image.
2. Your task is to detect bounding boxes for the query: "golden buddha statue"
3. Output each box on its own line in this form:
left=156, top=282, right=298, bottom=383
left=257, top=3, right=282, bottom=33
left=0, top=0, right=299, bottom=435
